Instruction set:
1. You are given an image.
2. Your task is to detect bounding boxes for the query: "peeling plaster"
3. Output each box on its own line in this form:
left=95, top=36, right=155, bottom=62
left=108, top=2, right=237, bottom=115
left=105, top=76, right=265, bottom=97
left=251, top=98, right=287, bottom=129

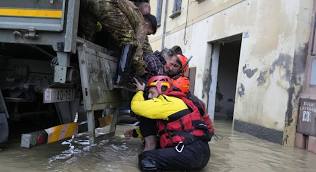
left=269, top=54, right=292, bottom=81
left=282, top=44, right=308, bottom=145
left=242, top=64, right=258, bottom=78
left=285, top=86, right=295, bottom=123
left=257, top=71, right=268, bottom=86
left=292, top=44, right=308, bottom=84
left=238, top=83, right=245, bottom=97
left=285, top=45, right=308, bottom=127
left=266, top=53, right=300, bottom=129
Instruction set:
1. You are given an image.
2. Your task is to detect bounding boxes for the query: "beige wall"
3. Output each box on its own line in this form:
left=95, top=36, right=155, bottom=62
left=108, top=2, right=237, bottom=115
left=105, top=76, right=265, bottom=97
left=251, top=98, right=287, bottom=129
left=150, top=0, right=245, bottom=50
left=150, top=0, right=314, bottom=145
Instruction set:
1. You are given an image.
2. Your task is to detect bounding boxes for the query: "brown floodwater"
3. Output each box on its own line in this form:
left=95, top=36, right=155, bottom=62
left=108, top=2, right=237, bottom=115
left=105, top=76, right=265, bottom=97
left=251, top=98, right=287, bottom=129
left=1, top=120, right=316, bottom=172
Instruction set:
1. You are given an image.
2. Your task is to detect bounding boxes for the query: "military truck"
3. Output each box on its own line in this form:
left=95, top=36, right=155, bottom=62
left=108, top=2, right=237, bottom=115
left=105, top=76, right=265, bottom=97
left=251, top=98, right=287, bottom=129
left=0, top=0, right=125, bottom=144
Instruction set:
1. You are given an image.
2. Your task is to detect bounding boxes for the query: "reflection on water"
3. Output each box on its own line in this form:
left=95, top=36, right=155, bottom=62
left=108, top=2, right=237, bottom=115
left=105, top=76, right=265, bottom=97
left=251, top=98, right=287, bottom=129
left=47, top=135, right=142, bottom=172
left=1, top=120, right=316, bottom=172
left=207, top=121, right=316, bottom=172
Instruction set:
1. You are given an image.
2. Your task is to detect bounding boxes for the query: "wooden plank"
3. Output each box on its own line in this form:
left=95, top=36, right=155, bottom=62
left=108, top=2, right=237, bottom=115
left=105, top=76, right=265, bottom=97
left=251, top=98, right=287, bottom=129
left=95, top=115, right=113, bottom=137
left=98, top=115, right=113, bottom=127
left=295, top=133, right=307, bottom=149
left=308, top=135, right=316, bottom=153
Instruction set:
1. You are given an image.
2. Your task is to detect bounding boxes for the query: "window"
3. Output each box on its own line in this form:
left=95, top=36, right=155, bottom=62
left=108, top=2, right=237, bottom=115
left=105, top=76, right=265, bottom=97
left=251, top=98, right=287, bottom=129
left=156, top=0, right=163, bottom=27
left=170, top=0, right=182, bottom=18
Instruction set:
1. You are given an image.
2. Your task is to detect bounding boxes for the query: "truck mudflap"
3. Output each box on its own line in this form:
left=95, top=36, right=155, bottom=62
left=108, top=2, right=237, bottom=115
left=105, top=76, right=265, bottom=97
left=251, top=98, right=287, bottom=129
left=77, top=38, right=120, bottom=143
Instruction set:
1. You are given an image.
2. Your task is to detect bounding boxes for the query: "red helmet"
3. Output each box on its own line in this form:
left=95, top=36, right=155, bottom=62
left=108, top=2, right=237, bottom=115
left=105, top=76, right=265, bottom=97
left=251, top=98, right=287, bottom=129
left=177, top=54, right=189, bottom=74
left=147, top=75, right=172, bottom=95
left=173, top=76, right=190, bottom=94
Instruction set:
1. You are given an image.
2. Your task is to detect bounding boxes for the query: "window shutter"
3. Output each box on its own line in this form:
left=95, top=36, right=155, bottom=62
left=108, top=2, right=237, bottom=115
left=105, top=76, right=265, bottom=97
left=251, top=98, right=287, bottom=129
left=156, top=0, right=163, bottom=27
left=173, top=0, right=182, bottom=13
left=170, top=0, right=182, bottom=18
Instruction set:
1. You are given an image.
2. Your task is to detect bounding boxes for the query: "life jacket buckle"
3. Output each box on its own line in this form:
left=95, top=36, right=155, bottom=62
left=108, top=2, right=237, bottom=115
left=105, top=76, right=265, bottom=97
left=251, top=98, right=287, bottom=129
left=175, top=142, right=184, bottom=153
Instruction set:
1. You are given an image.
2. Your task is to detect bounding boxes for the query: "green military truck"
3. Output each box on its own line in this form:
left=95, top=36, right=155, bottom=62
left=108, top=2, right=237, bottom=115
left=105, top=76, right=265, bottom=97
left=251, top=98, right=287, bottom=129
left=0, top=0, right=123, bottom=145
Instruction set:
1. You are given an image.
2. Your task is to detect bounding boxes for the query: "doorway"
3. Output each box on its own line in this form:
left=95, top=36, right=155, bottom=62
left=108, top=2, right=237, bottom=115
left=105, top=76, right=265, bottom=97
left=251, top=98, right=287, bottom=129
left=207, top=35, right=242, bottom=122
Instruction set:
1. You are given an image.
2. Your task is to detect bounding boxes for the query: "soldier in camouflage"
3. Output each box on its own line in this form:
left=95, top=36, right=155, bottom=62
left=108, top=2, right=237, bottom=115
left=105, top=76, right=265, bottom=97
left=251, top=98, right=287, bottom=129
left=78, top=0, right=157, bottom=76
left=131, top=0, right=153, bottom=55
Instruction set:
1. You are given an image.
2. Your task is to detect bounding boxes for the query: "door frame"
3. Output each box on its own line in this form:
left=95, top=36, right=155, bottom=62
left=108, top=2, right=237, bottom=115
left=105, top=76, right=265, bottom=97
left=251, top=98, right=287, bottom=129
left=206, top=34, right=243, bottom=121
left=207, top=43, right=220, bottom=120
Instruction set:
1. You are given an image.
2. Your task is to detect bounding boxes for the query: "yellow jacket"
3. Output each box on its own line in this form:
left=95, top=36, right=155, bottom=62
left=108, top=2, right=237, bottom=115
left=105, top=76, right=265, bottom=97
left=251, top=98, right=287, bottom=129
left=131, top=91, right=188, bottom=120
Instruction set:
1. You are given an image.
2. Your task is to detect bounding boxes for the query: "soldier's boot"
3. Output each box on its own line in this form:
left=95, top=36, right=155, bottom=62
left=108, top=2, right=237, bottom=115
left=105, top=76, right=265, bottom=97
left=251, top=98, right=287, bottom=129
left=115, top=44, right=136, bottom=86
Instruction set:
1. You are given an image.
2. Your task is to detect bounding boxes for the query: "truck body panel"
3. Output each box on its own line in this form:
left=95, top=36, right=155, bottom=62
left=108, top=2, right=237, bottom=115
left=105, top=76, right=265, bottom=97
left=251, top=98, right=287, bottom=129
left=0, top=0, right=78, bottom=53
left=0, top=0, right=124, bottom=144
left=0, top=0, right=65, bottom=31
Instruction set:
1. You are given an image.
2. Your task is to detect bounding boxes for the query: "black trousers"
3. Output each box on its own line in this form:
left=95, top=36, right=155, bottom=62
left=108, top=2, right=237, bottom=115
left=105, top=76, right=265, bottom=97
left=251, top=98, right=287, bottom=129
left=139, top=140, right=210, bottom=171
left=138, top=116, right=157, bottom=137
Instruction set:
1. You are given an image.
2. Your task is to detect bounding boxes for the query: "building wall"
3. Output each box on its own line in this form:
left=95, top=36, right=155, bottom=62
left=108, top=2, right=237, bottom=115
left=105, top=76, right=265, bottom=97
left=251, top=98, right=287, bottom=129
left=149, top=0, right=314, bottom=145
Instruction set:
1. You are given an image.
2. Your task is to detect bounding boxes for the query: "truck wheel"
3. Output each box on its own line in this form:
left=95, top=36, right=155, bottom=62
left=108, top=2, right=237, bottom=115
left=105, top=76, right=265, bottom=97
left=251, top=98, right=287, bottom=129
left=0, top=113, right=9, bottom=144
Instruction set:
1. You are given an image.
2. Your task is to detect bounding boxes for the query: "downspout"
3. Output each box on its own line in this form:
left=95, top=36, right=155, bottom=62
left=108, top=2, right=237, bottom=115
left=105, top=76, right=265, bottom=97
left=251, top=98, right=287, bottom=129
left=161, top=0, right=169, bottom=49
left=183, top=0, right=189, bottom=45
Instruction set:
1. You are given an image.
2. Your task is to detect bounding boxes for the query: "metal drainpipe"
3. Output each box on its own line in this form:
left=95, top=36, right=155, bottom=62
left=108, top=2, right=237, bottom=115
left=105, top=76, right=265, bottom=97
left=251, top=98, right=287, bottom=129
left=161, top=0, right=169, bottom=49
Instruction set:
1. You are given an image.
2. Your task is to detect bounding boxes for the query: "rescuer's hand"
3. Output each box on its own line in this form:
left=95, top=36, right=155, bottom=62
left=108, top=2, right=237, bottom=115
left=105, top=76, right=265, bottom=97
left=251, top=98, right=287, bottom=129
left=134, top=78, right=145, bottom=91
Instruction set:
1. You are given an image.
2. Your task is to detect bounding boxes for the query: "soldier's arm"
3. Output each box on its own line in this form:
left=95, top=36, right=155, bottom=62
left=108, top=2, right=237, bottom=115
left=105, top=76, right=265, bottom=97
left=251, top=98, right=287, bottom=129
left=143, top=36, right=153, bottom=55
left=116, top=0, right=146, bottom=43
left=116, top=0, right=144, bottom=28
left=116, top=0, right=148, bottom=74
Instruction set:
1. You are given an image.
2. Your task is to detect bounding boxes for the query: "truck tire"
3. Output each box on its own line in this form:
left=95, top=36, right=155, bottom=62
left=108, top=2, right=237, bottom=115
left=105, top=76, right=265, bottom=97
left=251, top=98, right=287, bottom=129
left=0, top=113, right=9, bottom=144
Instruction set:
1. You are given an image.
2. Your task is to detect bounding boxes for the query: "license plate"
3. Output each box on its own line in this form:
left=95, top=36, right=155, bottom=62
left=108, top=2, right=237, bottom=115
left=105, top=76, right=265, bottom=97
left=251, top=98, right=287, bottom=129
left=43, top=88, right=75, bottom=103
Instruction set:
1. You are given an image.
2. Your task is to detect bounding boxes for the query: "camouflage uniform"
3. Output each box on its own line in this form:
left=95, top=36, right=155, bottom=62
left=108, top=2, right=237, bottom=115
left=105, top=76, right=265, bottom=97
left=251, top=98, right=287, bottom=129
left=78, top=0, right=153, bottom=75
left=143, top=37, right=153, bottom=56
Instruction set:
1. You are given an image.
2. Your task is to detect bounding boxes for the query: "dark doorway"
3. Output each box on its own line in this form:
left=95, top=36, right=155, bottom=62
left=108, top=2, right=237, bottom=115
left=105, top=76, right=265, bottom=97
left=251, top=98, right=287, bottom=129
left=207, top=36, right=242, bottom=122
left=215, top=40, right=241, bottom=121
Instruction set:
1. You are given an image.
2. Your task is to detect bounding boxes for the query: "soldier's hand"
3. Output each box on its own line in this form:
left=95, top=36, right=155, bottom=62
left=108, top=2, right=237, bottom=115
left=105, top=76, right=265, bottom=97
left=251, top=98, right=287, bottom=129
left=133, top=78, right=145, bottom=91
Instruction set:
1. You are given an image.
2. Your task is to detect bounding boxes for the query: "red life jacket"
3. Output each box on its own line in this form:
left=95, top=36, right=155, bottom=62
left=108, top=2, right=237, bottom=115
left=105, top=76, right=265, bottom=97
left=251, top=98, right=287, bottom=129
left=157, top=91, right=215, bottom=148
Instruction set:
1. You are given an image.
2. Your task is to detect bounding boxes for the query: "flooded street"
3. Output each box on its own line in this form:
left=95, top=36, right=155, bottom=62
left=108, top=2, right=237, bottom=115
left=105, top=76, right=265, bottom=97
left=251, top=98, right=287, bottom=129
left=1, top=120, right=316, bottom=172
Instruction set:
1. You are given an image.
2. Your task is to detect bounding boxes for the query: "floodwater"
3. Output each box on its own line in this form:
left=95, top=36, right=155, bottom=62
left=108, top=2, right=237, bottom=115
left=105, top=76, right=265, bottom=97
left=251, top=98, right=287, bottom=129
left=1, top=120, right=316, bottom=172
